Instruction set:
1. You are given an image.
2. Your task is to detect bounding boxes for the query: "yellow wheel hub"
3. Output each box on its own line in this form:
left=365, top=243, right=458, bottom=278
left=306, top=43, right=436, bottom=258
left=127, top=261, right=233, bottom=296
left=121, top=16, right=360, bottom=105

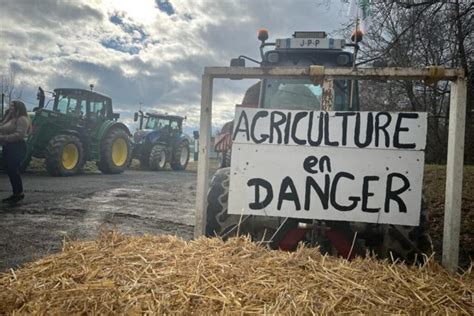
left=112, top=138, right=128, bottom=166
left=62, top=144, right=79, bottom=170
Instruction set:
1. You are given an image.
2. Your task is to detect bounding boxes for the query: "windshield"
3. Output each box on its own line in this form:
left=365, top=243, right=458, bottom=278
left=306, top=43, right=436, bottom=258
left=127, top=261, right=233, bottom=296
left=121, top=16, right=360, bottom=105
left=261, top=78, right=357, bottom=111
left=262, top=79, right=321, bottom=110
left=145, top=117, right=170, bottom=130
left=55, top=93, right=86, bottom=116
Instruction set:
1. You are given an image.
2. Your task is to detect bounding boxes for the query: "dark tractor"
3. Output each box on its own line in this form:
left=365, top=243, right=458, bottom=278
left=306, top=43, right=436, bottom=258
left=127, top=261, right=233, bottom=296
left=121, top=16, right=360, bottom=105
left=132, top=111, right=190, bottom=171
left=206, top=30, right=431, bottom=263
left=22, top=88, right=132, bottom=176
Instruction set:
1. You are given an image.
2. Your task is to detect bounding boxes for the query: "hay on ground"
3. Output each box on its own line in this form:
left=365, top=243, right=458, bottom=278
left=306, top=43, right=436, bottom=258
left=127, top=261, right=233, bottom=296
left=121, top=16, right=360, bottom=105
left=0, top=231, right=472, bottom=314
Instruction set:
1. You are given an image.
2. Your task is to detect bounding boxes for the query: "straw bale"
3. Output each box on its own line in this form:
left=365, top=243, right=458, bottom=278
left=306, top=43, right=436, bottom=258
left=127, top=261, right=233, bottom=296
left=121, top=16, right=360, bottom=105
left=0, top=231, right=472, bottom=314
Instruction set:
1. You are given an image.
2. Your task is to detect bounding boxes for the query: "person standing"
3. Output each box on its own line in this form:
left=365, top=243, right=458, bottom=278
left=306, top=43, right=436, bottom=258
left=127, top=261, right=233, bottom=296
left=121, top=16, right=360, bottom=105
left=0, top=100, right=31, bottom=203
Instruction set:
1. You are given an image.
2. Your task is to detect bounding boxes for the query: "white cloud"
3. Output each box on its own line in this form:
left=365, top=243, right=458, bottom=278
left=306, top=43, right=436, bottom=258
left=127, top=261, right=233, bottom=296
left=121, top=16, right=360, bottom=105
left=0, top=0, right=349, bottom=132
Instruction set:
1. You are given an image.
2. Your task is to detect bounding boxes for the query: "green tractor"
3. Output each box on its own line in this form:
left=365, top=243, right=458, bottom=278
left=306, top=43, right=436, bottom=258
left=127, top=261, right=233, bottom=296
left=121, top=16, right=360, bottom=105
left=131, top=111, right=190, bottom=171
left=21, top=87, right=132, bottom=176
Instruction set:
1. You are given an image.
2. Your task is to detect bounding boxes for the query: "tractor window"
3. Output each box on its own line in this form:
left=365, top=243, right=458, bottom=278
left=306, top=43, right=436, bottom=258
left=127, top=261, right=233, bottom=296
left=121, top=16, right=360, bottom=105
left=90, top=101, right=105, bottom=118
left=78, top=100, right=87, bottom=117
left=261, top=78, right=358, bottom=111
left=145, top=117, right=157, bottom=129
left=56, top=94, right=80, bottom=115
left=170, top=120, right=180, bottom=131
left=145, top=117, right=170, bottom=130
left=156, top=118, right=170, bottom=130
left=262, top=79, right=322, bottom=110
left=334, top=80, right=358, bottom=111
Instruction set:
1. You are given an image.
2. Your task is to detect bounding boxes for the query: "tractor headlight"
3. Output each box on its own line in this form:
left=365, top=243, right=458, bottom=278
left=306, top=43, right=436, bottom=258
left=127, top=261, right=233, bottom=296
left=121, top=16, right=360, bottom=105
left=267, top=52, right=280, bottom=64
left=336, top=54, right=350, bottom=66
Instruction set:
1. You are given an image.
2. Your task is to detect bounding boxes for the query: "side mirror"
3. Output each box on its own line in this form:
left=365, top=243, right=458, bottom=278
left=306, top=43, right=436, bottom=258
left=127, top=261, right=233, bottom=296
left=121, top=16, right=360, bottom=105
left=230, top=58, right=245, bottom=67
left=133, top=112, right=138, bottom=122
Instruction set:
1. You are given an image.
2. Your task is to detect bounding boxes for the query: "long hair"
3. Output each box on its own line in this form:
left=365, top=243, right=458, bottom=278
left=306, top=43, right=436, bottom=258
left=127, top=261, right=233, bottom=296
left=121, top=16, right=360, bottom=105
left=10, top=100, right=28, bottom=118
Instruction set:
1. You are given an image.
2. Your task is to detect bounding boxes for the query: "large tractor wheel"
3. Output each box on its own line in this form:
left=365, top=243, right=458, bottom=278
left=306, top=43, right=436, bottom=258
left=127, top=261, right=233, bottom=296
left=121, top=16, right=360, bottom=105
left=45, top=134, right=84, bottom=176
left=149, top=144, right=167, bottom=171
left=98, top=128, right=131, bottom=174
left=170, top=140, right=190, bottom=170
left=138, top=147, right=151, bottom=168
left=205, top=168, right=275, bottom=240
left=206, top=168, right=234, bottom=236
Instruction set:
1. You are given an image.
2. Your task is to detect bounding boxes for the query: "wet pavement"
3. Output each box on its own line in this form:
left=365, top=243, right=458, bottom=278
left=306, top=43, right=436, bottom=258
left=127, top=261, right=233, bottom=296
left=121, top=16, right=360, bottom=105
left=0, top=169, right=196, bottom=272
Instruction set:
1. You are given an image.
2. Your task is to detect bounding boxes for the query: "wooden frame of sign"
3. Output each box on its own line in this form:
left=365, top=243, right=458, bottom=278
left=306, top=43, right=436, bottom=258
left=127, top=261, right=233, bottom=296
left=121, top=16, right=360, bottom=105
left=194, top=66, right=466, bottom=272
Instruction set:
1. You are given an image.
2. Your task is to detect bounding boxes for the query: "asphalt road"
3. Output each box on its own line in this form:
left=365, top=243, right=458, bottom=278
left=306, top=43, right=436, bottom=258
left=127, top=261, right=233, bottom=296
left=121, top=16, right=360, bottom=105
left=0, top=169, right=197, bottom=272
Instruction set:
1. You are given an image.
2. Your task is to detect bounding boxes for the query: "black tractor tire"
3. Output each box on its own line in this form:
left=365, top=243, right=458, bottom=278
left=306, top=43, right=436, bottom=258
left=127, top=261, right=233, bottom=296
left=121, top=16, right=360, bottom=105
left=379, top=198, right=433, bottom=264
left=206, top=168, right=279, bottom=242
left=138, top=147, right=151, bottom=168
left=170, top=140, right=190, bottom=170
left=45, top=134, right=85, bottom=176
left=97, top=128, right=131, bottom=174
left=149, top=144, right=167, bottom=171
left=218, top=150, right=231, bottom=168
left=206, top=167, right=238, bottom=236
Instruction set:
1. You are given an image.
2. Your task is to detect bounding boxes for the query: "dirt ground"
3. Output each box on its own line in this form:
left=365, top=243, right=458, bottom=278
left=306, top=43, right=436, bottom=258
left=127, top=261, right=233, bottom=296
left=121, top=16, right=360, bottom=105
left=0, top=162, right=198, bottom=272
left=0, top=162, right=472, bottom=272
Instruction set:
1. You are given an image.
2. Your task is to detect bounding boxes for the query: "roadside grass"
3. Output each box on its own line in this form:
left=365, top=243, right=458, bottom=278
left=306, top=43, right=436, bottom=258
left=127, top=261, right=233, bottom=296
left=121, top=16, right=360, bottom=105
left=424, top=164, right=473, bottom=266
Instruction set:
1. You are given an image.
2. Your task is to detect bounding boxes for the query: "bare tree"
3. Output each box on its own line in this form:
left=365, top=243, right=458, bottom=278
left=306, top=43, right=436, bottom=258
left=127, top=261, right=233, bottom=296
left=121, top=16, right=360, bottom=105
left=1, top=66, right=23, bottom=106
left=342, top=0, right=473, bottom=163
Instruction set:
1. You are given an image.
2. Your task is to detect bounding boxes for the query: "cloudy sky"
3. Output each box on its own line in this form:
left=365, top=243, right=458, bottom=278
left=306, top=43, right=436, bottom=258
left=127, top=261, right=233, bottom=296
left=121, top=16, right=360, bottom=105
left=0, top=0, right=351, bottom=133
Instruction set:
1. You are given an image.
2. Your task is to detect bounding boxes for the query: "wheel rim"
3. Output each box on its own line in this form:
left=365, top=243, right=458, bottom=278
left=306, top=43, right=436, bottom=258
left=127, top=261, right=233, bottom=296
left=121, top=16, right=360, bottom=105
left=159, top=150, right=166, bottom=168
left=180, top=146, right=188, bottom=165
left=112, top=138, right=128, bottom=166
left=62, top=144, right=79, bottom=170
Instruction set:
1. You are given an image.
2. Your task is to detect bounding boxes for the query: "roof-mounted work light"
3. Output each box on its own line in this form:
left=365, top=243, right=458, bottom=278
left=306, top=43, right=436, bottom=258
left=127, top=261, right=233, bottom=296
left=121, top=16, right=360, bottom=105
left=351, top=29, right=364, bottom=43
left=257, top=28, right=269, bottom=43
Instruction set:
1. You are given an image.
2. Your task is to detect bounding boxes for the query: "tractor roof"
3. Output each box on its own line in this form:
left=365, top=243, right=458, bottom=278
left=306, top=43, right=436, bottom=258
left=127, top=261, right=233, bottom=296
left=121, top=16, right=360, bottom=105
left=54, top=88, right=112, bottom=101
left=146, top=112, right=185, bottom=120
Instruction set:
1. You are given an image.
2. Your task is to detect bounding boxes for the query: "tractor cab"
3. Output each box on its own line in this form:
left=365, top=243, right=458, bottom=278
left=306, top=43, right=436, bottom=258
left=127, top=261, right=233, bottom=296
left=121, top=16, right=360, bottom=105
left=215, top=31, right=359, bottom=168
left=232, top=30, right=359, bottom=111
left=51, top=89, right=120, bottom=122
left=133, top=111, right=184, bottom=144
left=132, top=111, right=190, bottom=171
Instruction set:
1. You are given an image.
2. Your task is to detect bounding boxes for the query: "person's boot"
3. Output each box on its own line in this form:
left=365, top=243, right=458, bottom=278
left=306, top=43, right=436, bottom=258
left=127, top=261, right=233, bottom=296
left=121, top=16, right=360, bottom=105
left=2, top=193, right=25, bottom=204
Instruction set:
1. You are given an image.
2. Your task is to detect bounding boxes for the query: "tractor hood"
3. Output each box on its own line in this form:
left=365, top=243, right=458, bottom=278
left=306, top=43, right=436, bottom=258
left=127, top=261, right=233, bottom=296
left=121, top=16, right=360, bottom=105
left=133, top=129, right=161, bottom=144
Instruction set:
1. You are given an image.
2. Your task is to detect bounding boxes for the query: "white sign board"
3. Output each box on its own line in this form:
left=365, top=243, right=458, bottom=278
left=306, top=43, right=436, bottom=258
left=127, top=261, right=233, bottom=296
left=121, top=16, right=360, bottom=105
left=228, top=108, right=427, bottom=226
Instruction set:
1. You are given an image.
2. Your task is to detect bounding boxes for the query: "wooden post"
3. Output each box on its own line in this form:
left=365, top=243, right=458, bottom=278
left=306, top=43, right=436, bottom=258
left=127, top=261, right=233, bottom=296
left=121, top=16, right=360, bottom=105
left=442, top=78, right=467, bottom=272
left=194, top=75, right=213, bottom=238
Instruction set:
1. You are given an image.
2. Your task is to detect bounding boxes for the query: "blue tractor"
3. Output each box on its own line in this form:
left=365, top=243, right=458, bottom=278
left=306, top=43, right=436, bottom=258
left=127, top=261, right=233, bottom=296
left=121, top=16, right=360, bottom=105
left=132, top=111, right=190, bottom=171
